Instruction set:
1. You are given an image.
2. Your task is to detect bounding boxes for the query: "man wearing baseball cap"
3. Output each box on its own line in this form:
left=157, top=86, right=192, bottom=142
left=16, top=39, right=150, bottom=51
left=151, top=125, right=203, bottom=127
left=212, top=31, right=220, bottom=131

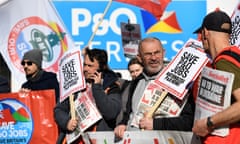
left=192, top=10, right=240, bottom=144
left=21, top=49, right=60, bottom=102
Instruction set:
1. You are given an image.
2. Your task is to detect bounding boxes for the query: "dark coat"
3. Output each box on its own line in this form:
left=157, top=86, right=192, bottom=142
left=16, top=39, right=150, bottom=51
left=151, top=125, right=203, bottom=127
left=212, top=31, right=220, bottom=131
left=0, top=76, right=10, bottom=93
left=116, top=79, right=131, bottom=125
left=54, top=70, right=121, bottom=133
left=21, top=71, right=60, bottom=102
left=120, top=73, right=195, bottom=131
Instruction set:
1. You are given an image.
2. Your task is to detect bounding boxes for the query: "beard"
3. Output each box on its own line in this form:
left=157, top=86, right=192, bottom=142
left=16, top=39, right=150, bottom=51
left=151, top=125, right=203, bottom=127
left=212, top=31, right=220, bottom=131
left=145, top=63, right=163, bottom=76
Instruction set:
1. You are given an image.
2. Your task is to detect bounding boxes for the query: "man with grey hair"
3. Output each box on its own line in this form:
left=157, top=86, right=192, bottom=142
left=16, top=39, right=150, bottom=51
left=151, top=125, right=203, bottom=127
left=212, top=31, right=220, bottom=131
left=114, top=37, right=195, bottom=138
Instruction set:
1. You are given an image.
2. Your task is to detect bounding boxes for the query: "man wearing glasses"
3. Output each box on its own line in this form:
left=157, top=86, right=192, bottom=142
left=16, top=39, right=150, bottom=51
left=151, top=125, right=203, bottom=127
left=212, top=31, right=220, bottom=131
left=21, top=49, right=59, bottom=102
left=114, top=37, right=195, bottom=139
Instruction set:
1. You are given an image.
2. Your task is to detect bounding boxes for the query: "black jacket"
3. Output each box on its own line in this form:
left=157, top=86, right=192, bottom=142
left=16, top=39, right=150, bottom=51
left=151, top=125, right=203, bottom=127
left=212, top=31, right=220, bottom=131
left=21, top=70, right=60, bottom=102
left=0, top=76, right=10, bottom=93
left=120, top=73, right=195, bottom=131
left=54, top=70, right=121, bottom=133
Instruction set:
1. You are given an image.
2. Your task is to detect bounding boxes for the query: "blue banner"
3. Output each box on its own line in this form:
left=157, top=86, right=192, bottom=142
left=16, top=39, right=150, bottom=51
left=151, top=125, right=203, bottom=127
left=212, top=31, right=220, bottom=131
left=53, top=0, right=206, bottom=69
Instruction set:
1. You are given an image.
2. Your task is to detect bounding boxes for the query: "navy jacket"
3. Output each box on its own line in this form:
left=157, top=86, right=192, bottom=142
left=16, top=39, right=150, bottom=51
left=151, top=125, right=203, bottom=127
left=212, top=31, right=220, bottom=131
left=0, top=76, right=10, bottom=93
left=21, top=70, right=60, bottom=102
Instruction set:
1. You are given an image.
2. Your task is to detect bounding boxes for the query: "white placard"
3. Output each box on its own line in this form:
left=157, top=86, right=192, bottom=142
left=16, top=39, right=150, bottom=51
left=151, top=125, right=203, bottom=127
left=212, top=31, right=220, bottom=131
left=59, top=48, right=85, bottom=102
left=155, top=39, right=209, bottom=100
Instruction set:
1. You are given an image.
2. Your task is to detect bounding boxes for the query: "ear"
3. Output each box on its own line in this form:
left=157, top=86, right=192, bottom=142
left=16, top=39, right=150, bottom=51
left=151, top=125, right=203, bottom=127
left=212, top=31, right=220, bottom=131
left=136, top=54, right=142, bottom=63
left=202, top=28, right=209, bottom=40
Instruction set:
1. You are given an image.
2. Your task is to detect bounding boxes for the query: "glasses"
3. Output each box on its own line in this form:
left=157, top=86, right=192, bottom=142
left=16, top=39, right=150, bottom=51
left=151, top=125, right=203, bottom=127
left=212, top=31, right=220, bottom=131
left=21, top=61, right=33, bottom=66
left=142, top=50, right=163, bottom=58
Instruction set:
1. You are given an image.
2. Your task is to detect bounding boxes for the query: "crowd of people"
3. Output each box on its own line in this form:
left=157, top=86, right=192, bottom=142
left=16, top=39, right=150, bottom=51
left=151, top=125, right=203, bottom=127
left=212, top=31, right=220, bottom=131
left=0, top=9, right=239, bottom=144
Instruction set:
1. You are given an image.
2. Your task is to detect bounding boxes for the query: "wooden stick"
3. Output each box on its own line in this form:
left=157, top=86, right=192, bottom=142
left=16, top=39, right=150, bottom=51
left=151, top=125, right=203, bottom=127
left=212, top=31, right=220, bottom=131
left=145, top=90, right=168, bottom=118
left=69, top=94, right=75, bottom=119
left=87, top=0, right=112, bottom=47
left=82, top=0, right=112, bottom=57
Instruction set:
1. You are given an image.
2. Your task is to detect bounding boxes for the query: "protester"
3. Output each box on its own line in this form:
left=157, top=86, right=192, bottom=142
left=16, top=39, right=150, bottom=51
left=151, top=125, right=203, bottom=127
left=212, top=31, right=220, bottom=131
left=54, top=48, right=121, bottom=143
left=114, top=37, right=195, bottom=138
left=127, top=57, right=143, bottom=80
left=192, top=24, right=213, bottom=102
left=192, top=10, right=240, bottom=144
left=21, top=49, right=60, bottom=102
left=0, top=75, right=10, bottom=93
left=116, top=57, right=143, bottom=124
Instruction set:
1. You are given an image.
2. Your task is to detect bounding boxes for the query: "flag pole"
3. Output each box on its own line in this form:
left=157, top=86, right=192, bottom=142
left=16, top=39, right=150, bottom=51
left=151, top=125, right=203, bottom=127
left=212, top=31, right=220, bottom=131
left=87, top=0, right=112, bottom=46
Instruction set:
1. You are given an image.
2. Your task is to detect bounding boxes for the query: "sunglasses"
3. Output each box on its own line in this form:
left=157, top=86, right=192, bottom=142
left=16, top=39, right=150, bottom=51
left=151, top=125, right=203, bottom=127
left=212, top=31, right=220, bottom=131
left=21, top=61, right=33, bottom=66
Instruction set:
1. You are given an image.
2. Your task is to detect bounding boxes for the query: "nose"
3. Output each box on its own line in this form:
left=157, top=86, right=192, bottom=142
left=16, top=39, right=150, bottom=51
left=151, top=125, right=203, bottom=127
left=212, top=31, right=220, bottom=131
left=149, top=53, right=158, bottom=60
left=151, top=53, right=157, bottom=58
left=22, top=64, right=28, bottom=67
left=133, top=71, right=138, bottom=76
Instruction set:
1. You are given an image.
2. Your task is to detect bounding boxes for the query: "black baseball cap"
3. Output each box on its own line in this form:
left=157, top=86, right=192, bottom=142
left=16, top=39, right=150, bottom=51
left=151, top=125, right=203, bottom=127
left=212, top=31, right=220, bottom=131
left=193, top=10, right=232, bottom=34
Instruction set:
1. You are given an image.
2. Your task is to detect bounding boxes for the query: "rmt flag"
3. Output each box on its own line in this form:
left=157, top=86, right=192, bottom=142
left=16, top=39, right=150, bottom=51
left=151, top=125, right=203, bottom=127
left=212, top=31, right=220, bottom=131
left=0, top=0, right=76, bottom=91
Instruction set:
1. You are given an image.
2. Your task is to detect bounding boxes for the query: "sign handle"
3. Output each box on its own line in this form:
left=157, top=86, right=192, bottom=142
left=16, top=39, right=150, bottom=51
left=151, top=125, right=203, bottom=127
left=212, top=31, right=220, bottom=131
left=69, top=94, right=75, bottom=119
left=146, top=90, right=168, bottom=118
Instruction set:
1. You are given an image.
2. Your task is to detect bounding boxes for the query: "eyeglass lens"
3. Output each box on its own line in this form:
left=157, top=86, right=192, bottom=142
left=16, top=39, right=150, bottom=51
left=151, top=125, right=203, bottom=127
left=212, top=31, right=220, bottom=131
left=21, top=61, right=33, bottom=66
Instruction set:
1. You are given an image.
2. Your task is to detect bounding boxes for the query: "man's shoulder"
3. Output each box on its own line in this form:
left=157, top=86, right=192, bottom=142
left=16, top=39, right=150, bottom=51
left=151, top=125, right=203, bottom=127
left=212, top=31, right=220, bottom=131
left=42, top=71, right=56, bottom=76
left=0, top=76, right=10, bottom=93
left=42, top=71, right=57, bottom=79
left=215, top=46, right=240, bottom=68
left=0, top=76, right=8, bottom=85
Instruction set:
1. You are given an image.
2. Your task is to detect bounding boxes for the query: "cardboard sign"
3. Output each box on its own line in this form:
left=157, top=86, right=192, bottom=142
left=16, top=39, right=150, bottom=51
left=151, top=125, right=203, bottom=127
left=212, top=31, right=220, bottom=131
left=120, top=22, right=141, bottom=58
left=155, top=39, right=209, bottom=99
left=59, top=48, right=85, bottom=102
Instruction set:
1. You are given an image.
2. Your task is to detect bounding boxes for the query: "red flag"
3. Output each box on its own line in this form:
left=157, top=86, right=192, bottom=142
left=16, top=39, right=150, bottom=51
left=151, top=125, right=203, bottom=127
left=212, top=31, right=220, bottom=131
left=115, top=0, right=171, bottom=20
